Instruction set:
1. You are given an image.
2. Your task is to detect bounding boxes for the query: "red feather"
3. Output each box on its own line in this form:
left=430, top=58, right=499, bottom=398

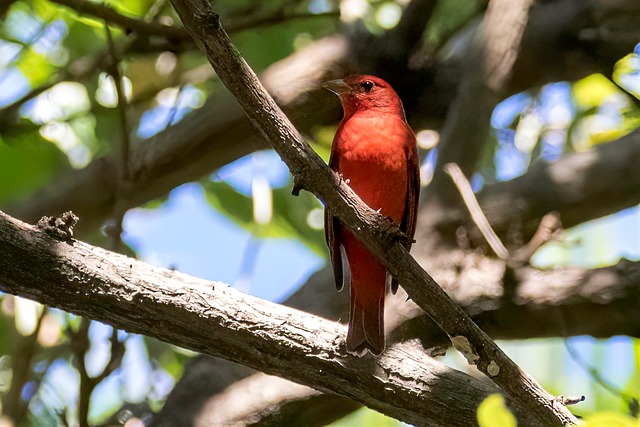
left=324, top=75, right=420, bottom=356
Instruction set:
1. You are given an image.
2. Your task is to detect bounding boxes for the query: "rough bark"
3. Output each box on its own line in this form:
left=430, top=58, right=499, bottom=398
left=0, top=211, right=536, bottom=427
left=157, top=258, right=640, bottom=426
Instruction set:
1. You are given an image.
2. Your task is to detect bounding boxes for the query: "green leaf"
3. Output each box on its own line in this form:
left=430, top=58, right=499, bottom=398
left=0, top=131, right=69, bottom=206
left=582, top=412, right=639, bottom=427
left=477, top=394, right=517, bottom=427
left=204, top=180, right=254, bottom=228
left=613, top=53, right=640, bottom=99
left=16, top=47, right=54, bottom=86
left=63, top=20, right=105, bottom=60
left=203, top=179, right=326, bottom=255
left=572, top=74, right=621, bottom=110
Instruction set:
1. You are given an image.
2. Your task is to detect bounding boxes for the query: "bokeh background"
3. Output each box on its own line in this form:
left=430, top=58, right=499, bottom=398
left=0, top=0, right=639, bottom=426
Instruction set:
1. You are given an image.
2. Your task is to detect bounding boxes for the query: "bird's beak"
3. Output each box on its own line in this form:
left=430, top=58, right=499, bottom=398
left=322, top=79, right=350, bottom=96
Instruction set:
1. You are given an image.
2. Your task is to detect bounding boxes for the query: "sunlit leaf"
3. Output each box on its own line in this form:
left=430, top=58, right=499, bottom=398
left=16, top=47, right=54, bottom=86
left=107, top=0, right=156, bottom=17
left=329, top=407, right=400, bottom=427
left=0, top=300, right=15, bottom=358
left=26, top=0, right=59, bottom=21
left=572, top=74, right=621, bottom=109
left=613, top=53, right=640, bottom=99
left=204, top=180, right=254, bottom=228
left=582, top=412, right=639, bottom=427
left=477, top=394, right=517, bottom=427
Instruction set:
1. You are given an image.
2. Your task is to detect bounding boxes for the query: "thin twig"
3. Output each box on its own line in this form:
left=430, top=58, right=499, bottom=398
left=50, top=0, right=189, bottom=40
left=50, top=0, right=339, bottom=52
left=163, top=84, right=185, bottom=131
left=104, top=24, right=131, bottom=251
left=105, top=25, right=130, bottom=184
left=511, top=211, right=562, bottom=264
left=4, top=305, right=47, bottom=424
left=444, top=162, right=509, bottom=259
left=71, top=319, right=126, bottom=427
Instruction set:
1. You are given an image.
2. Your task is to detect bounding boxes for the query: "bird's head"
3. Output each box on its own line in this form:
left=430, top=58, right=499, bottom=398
left=323, top=75, right=405, bottom=119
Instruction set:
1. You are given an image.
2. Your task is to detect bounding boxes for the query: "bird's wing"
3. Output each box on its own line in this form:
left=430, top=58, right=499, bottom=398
left=392, top=132, right=421, bottom=294
left=402, top=133, right=420, bottom=248
left=325, top=147, right=346, bottom=291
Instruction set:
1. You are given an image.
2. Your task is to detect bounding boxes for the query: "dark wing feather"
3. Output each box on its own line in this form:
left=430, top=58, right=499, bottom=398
left=325, top=143, right=347, bottom=291
left=402, top=137, right=421, bottom=248
left=392, top=134, right=421, bottom=294
left=325, top=209, right=345, bottom=291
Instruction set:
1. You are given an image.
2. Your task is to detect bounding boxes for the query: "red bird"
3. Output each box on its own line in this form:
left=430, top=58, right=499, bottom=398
left=323, top=75, right=420, bottom=356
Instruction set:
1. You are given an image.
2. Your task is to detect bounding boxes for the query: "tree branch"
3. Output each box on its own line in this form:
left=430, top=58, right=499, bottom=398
left=167, top=0, right=577, bottom=424
left=0, top=210, right=536, bottom=426
left=49, top=0, right=188, bottom=40
left=157, top=257, right=640, bottom=426
left=470, top=129, right=640, bottom=243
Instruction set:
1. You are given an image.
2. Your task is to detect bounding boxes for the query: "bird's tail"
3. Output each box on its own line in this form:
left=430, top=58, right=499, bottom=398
left=346, top=278, right=385, bottom=356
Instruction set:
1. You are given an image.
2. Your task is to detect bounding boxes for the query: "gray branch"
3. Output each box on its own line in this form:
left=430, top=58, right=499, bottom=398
left=0, top=211, right=535, bottom=426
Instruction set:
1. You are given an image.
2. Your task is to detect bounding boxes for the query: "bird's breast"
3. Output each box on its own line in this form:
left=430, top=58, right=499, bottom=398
left=334, top=112, right=411, bottom=222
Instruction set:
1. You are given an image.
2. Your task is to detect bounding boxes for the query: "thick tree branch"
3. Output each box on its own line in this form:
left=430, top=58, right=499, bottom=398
left=0, top=211, right=536, bottom=427
left=167, top=0, right=578, bottom=424
left=158, top=256, right=640, bottom=426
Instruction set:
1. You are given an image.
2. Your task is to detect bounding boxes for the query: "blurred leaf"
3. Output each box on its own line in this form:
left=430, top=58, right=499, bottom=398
left=613, top=53, right=640, bottom=99
left=204, top=180, right=254, bottom=227
left=145, top=337, right=188, bottom=380
left=573, top=74, right=620, bottom=109
left=329, top=407, right=400, bottom=427
left=108, top=0, right=156, bottom=17
left=233, top=13, right=337, bottom=72
left=27, top=0, right=59, bottom=21
left=0, top=131, right=69, bottom=205
left=425, top=0, right=482, bottom=49
left=93, top=103, right=121, bottom=154
left=203, top=180, right=326, bottom=255
left=477, top=394, right=517, bottom=427
left=588, top=129, right=629, bottom=146
left=582, top=412, right=639, bottom=427
left=0, top=300, right=15, bottom=358
left=16, top=47, right=54, bottom=86
left=63, top=20, right=105, bottom=60
left=311, top=126, right=335, bottom=163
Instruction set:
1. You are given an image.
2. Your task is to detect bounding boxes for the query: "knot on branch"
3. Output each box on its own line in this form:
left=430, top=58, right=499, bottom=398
left=37, top=211, right=79, bottom=241
left=451, top=335, right=480, bottom=365
left=487, top=360, right=500, bottom=377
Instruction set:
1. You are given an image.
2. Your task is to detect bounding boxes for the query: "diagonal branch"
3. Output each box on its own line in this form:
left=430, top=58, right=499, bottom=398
left=0, top=210, right=535, bottom=426
left=167, top=0, right=577, bottom=424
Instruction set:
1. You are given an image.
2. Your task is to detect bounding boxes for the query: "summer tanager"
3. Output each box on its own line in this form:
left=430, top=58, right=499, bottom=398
left=323, top=75, right=420, bottom=356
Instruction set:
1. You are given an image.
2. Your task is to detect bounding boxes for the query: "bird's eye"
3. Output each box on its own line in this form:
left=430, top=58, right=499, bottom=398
left=360, top=81, right=374, bottom=92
